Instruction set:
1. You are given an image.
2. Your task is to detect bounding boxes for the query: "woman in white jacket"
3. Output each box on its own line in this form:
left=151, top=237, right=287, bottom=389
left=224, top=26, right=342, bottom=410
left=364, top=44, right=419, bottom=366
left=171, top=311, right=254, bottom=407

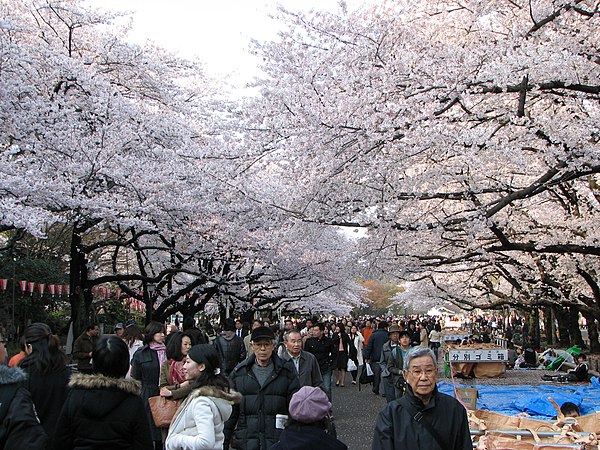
left=165, top=344, right=241, bottom=450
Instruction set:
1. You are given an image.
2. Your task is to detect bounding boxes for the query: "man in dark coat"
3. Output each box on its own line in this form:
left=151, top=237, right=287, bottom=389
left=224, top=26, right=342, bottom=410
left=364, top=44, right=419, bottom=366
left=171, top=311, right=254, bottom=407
left=72, top=324, right=100, bottom=374
left=363, top=321, right=389, bottom=396
left=372, top=347, right=471, bottom=450
left=0, top=336, right=47, bottom=449
left=280, top=330, right=324, bottom=390
left=224, top=326, right=300, bottom=450
left=304, top=323, right=335, bottom=401
left=214, top=319, right=246, bottom=376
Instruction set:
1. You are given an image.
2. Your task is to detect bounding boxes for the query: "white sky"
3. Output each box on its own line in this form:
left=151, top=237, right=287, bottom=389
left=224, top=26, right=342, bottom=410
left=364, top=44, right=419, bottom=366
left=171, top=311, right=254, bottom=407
left=96, top=0, right=366, bottom=87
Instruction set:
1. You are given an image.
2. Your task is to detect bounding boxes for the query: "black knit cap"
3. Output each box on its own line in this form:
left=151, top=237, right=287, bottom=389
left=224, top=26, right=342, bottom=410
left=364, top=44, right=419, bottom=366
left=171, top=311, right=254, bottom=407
left=251, top=326, right=275, bottom=342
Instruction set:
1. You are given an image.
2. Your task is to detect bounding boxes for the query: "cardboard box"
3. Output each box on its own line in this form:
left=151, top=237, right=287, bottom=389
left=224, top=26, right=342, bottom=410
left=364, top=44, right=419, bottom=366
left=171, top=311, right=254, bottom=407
left=455, top=387, right=478, bottom=410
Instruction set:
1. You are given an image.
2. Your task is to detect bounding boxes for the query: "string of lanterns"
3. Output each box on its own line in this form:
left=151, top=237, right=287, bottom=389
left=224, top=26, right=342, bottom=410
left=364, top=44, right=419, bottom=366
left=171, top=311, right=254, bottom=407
left=0, top=279, right=146, bottom=312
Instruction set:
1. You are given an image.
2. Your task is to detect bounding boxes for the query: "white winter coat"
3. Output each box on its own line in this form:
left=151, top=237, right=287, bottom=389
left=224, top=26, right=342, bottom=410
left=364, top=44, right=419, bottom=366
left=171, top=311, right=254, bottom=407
left=354, top=333, right=365, bottom=366
left=165, top=385, right=241, bottom=450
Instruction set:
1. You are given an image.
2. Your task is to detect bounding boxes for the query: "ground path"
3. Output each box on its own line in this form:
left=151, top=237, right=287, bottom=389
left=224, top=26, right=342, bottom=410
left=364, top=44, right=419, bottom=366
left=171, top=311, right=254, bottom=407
left=331, top=373, right=386, bottom=450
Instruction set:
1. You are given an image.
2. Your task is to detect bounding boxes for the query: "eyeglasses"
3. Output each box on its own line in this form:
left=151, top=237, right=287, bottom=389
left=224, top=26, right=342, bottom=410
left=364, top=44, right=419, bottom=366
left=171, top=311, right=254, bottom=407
left=407, top=368, right=436, bottom=377
left=251, top=342, right=273, bottom=349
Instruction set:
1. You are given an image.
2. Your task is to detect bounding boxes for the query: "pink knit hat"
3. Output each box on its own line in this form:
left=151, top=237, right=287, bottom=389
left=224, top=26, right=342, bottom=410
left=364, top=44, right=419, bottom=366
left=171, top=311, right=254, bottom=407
left=288, top=386, right=332, bottom=423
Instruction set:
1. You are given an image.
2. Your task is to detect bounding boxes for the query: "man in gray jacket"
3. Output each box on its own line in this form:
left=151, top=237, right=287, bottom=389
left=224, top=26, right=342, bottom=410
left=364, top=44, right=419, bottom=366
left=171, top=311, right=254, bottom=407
left=280, top=329, right=324, bottom=390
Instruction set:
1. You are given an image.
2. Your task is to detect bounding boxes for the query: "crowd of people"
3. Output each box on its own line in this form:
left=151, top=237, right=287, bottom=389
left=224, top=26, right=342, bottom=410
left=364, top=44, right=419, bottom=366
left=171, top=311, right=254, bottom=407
left=0, top=315, right=475, bottom=450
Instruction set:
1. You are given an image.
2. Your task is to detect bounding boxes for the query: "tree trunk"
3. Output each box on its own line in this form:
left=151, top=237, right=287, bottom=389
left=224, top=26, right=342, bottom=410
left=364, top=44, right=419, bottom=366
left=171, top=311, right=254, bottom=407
left=544, top=306, right=555, bottom=346
left=527, top=308, right=541, bottom=349
left=69, top=227, right=85, bottom=338
left=582, top=312, right=600, bottom=353
left=568, top=307, right=585, bottom=349
left=555, top=306, right=571, bottom=348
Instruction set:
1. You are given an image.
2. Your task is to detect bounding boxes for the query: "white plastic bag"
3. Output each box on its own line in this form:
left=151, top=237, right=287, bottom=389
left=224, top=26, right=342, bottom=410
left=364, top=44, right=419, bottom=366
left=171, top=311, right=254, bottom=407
left=347, top=359, right=357, bottom=371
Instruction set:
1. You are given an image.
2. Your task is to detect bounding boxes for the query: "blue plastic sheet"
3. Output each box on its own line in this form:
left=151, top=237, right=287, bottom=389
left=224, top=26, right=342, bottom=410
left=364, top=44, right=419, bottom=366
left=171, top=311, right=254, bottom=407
left=437, top=378, right=600, bottom=418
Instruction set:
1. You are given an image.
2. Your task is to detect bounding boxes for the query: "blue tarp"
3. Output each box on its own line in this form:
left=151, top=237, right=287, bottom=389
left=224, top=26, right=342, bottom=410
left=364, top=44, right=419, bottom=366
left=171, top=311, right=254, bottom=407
left=437, top=377, right=600, bottom=418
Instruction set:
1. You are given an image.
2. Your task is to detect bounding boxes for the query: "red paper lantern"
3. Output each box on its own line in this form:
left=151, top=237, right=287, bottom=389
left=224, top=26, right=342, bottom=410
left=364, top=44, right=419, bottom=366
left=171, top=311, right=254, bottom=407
left=38, top=283, right=46, bottom=295
left=0, top=279, right=7, bottom=291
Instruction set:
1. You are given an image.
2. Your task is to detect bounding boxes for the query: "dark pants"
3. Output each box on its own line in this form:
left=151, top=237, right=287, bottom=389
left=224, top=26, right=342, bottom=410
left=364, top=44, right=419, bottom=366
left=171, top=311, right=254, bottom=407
left=383, top=375, right=395, bottom=402
left=371, top=361, right=382, bottom=394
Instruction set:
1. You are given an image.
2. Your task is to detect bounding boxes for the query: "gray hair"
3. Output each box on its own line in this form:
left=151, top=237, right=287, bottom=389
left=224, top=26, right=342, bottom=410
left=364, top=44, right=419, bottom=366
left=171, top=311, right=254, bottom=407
left=283, top=329, right=301, bottom=342
left=403, top=346, right=437, bottom=371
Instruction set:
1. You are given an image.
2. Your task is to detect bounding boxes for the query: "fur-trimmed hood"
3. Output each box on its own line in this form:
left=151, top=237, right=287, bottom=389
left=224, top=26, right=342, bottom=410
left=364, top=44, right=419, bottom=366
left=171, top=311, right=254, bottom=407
left=69, top=373, right=142, bottom=395
left=67, top=373, right=143, bottom=419
left=188, top=385, right=242, bottom=404
left=171, top=385, right=242, bottom=427
left=0, top=365, right=27, bottom=385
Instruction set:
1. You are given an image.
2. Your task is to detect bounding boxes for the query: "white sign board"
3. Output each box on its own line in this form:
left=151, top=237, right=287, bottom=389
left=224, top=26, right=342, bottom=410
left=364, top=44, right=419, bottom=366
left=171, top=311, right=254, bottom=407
left=443, top=333, right=470, bottom=342
left=448, top=349, right=508, bottom=363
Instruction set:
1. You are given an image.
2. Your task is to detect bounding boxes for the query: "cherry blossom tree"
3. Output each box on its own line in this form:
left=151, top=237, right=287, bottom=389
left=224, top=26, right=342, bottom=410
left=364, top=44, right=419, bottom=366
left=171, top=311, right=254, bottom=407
left=239, top=0, right=600, bottom=345
left=1, top=0, right=365, bottom=333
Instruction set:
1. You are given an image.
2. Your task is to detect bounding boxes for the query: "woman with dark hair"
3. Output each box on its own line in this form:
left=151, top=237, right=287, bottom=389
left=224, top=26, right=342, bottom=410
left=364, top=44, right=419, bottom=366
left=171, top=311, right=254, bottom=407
left=159, top=331, right=194, bottom=440
left=131, top=321, right=166, bottom=450
left=348, top=325, right=364, bottom=385
left=0, top=331, right=47, bottom=449
left=331, top=323, right=351, bottom=387
left=54, top=336, right=153, bottom=449
left=19, top=322, right=70, bottom=444
left=124, top=322, right=144, bottom=363
left=165, top=344, right=241, bottom=450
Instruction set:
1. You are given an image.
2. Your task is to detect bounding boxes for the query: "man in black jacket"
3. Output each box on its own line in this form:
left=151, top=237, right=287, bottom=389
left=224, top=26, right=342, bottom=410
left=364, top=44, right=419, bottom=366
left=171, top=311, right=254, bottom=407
left=304, top=323, right=335, bottom=401
left=214, top=319, right=246, bottom=376
left=224, top=326, right=300, bottom=450
left=72, top=324, right=99, bottom=374
left=363, top=321, right=389, bottom=396
left=372, top=346, right=471, bottom=450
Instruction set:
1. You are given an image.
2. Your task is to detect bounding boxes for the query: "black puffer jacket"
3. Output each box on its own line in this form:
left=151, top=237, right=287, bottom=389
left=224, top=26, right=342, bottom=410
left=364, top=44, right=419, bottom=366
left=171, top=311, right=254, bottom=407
left=225, top=355, right=300, bottom=450
left=0, top=365, right=47, bottom=450
left=214, top=331, right=246, bottom=375
left=372, top=384, right=472, bottom=450
left=54, top=373, right=153, bottom=450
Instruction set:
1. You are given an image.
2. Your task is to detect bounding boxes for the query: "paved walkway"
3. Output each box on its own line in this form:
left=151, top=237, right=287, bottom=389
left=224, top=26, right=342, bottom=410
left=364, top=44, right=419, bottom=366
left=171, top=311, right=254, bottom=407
left=331, top=372, right=385, bottom=450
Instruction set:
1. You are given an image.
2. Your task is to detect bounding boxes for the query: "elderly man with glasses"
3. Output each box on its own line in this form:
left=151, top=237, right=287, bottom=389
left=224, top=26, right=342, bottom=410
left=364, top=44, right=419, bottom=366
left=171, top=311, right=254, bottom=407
left=372, top=346, right=471, bottom=450
left=224, top=326, right=300, bottom=450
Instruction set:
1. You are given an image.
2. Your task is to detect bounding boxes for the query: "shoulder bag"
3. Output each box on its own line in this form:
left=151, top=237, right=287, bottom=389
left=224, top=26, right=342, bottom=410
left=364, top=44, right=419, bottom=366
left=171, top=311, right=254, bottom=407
left=148, top=395, right=183, bottom=428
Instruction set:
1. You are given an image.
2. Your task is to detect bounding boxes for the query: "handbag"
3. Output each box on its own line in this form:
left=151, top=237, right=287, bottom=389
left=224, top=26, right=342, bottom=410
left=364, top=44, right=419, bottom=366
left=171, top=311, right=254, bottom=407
left=359, top=362, right=374, bottom=384
left=347, top=359, right=357, bottom=372
left=148, top=395, right=182, bottom=428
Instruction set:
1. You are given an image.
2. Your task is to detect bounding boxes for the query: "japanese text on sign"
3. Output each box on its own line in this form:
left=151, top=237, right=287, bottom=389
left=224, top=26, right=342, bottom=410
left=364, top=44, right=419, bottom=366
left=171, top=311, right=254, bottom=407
left=448, top=349, right=508, bottom=362
left=443, top=334, right=470, bottom=342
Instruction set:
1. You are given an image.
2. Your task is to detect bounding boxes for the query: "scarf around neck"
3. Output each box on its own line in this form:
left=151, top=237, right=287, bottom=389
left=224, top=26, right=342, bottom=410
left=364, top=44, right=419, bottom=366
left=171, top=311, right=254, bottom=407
left=169, top=359, right=186, bottom=385
left=149, top=342, right=167, bottom=368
